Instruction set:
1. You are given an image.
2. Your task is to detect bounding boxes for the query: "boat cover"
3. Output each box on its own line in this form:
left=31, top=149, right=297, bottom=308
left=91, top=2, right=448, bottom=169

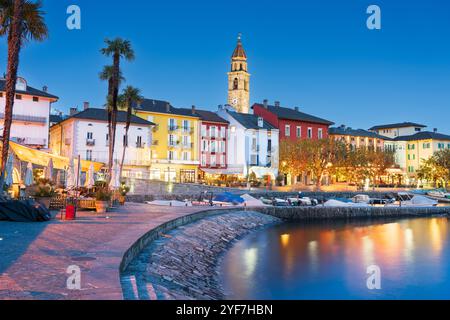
left=0, top=200, right=51, bottom=222
left=213, top=192, right=245, bottom=205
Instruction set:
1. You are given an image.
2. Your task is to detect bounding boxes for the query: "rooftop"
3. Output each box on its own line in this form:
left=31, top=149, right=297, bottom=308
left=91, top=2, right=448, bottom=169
left=0, top=79, right=58, bottom=100
left=329, top=126, right=389, bottom=140
left=190, top=109, right=229, bottom=124
left=253, top=103, right=334, bottom=126
left=228, top=111, right=276, bottom=130
left=134, top=98, right=200, bottom=118
left=369, top=122, right=427, bottom=131
left=232, top=35, right=247, bottom=59
left=394, top=131, right=450, bottom=142
left=55, top=108, right=154, bottom=126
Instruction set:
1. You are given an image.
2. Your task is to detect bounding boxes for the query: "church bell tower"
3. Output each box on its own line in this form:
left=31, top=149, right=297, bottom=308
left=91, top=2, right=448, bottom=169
left=227, top=34, right=250, bottom=114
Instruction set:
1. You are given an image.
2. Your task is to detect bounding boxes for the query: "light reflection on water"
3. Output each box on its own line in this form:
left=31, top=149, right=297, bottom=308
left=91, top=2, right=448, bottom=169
left=220, top=217, right=450, bottom=300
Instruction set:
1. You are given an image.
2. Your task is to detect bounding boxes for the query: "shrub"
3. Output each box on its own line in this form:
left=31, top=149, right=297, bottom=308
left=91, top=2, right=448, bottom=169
left=95, top=188, right=111, bottom=201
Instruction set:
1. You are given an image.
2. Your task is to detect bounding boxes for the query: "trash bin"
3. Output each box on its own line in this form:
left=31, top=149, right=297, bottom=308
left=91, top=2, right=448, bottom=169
left=65, top=205, right=76, bottom=220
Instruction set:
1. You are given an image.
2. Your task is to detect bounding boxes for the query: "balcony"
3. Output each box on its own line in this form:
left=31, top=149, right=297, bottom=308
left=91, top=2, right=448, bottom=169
left=251, top=145, right=260, bottom=152
left=151, top=140, right=159, bottom=146
left=11, top=137, right=46, bottom=146
left=86, top=139, right=95, bottom=147
left=0, top=113, right=47, bottom=124
left=181, top=127, right=194, bottom=134
left=168, top=141, right=180, bottom=148
left=136, top=142, right=145, bottom=149
left=182, top=142, right=194, bottom=149
left=168, top=125, right=179, bottom=132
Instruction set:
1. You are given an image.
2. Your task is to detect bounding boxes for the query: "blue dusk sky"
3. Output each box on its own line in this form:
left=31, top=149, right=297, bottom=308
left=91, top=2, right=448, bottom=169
left=0, top=0, right=449, bottom=131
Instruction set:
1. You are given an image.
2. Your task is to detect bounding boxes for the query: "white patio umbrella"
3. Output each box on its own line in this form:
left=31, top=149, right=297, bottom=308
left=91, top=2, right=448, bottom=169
left=4, top=153, right=14, bottom=187
left=24, top=162, right=33, bottom=186
left=45, top=158, right=54, bottom=181
left=109, top=161, right=120, bottom=189
left=66, top=157, right=76, bottom=189
left=85, top=163, right=95, bottom=189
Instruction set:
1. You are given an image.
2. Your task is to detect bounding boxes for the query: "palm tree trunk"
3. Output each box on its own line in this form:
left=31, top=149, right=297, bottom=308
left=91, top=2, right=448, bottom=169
left=108, top=53, right=120, bottom=185
left=0, top=0, right=24, bottom=188
left=119, top=100, right=132, bottom=179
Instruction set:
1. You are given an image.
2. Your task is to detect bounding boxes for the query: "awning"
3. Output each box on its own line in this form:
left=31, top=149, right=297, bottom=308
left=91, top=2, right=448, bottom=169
left=200, top=167, right=244, bottom=175
left=8, top=142, right=104, bottom=172
left=249, top=166, right=278, bottom=179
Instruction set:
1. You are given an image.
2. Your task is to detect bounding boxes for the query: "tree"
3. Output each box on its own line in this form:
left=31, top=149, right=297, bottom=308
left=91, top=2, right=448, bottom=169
left=369, top=148, right=395, bottom=187
left=100, top=38, right=134, bottom=185
left=0, top=0, right=47, bottom=187
left=417, top=150, right=450, bottom=188
left=279, top=139, right=308, bottom=185
left=118, top=86, right=143, bottom=179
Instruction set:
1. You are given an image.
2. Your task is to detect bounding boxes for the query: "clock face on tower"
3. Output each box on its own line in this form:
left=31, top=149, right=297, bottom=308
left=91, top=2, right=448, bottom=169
left=232, top=98, right=239, bottom=106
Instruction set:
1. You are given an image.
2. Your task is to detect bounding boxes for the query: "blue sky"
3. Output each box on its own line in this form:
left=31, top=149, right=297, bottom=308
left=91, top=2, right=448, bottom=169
left=1, top=0, right=449, bottom=131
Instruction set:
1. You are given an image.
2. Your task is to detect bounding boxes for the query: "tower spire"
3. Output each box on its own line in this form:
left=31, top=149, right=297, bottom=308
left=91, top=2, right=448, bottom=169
left=228, top=34, right=250, bottom=113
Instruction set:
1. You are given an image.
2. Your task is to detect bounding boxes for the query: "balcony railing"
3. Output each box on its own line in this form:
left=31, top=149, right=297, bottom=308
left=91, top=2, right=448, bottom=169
left=86, top=139, right=95, bottom=146
left=182, top=142, right=194, bottom=149
left=11, top=137, right=46, bottom=146
left=168, top=125, right=179, bottom=132
left=251, top=145, right=260, bottom=152
left=0, top=113, right=47, bottom=124
left=136, top=142, right=145, bottom=149
left=181, top=127, right=194, bottom=134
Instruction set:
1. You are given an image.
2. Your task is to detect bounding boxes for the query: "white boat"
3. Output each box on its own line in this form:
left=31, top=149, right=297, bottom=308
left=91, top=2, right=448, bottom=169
left=386, top=193, right=438, bottom=207
left=288, top=197, right=318, bottom=206
left=352, top=194, right=371, bottom=204
left=323, top=199, right=370, bottom=207
left=427, top=190, right=450, bottom=199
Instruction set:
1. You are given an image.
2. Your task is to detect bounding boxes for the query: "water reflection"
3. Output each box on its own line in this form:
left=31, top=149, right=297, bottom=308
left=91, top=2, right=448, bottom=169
left=221, top=217, right=450, bottom=300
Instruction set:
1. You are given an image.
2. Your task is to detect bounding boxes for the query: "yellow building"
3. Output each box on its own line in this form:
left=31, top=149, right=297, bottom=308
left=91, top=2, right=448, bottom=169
left=399, top=131, right=450, bottom=179
left=134, top=99, right=200, bottom=183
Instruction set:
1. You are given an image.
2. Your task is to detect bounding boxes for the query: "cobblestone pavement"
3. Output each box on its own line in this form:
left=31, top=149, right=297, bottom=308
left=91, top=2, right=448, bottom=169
left=121, top=211, right=280, bottom=300
left=0, top=204, right=202, bottom=300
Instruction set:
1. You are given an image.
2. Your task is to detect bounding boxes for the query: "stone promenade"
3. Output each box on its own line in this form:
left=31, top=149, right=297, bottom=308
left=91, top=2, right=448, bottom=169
left=0, top=204, right=204, bottom=300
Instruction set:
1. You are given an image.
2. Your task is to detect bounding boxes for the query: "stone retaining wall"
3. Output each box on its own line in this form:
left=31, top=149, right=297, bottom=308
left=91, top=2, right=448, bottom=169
left=121, top=211, right=279, bottom=300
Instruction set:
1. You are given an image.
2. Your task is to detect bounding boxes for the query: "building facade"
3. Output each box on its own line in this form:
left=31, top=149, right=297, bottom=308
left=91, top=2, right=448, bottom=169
left=0, top=77, right=58, bottom=149
left=329, top=125, right=387, bottom=150
left=252, top=100, right=334, bottom=141
left=134, top=99, right=200, bottom=183
left=195, top=110, right=229, bottom=181
left=217, top=105, right=279, bottom=180
left=49, top=107, right=154, bottom=178
left=227, top=34, right=250, bottom=114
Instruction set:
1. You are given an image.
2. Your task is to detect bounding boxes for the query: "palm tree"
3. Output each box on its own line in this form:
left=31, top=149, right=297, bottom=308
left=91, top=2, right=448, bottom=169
left=118, top=86, right=143, bottom=178
left=100, top=38, right=134, bottom=184
left=0, top=0, right=48, bottom=187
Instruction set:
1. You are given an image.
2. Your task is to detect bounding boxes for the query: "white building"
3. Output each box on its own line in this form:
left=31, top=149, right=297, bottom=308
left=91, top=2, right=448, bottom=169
left=0, top=77, right=58, bottom=148
left=49, top=107, right=154, bottom=178
left=217, top=105, right=279, bottom=180
left=369, top=122, right=427, bottom=139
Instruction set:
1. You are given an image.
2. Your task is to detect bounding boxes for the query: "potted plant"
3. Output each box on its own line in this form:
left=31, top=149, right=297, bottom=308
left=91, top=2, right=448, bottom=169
left=34, top=179, right=56, bottom=209
left=95, top=187, right=111, bottom=213
left=118, top=183, right=130, bottom=205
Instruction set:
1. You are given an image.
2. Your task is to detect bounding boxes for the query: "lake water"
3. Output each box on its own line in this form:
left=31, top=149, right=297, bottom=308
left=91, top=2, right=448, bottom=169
left=220, top=216, right=450, bottom=299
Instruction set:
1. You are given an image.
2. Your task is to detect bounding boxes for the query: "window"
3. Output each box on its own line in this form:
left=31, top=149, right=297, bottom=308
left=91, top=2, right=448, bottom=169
left=168, top=151, right=175, bottom=160
left=220, top=155, right=225, bottom=166
left=0, top=92, right=3, bottom=98
left=201, top=154, right=207, bottom=166
left=182, top=151, right=190, bottom=161
left=307, top=128, right=313, bottom=139
left=87, top=132, right=93, bottom=140
left=150, top=169, right=161, bottom=180
left=318, top=128, right=323, bottom=139
left=233, top=78, right=238, bottom=90
left=169, top=134, right=175, bottom=146
left=296, top=126, right=301, bottom=138
left=32, top=96, right=39, bottom=102
left=285, top=125, right=290, bottom=137
left=210, top=141, right=217, bottom=153
left=210, top=155, right=217, bottom=166
left=169, top=118, right=176, bottom=131
left=201, top=125, right=207, bottom=137
left=211, top=126, right=217, bottom=138
left=123, top=135, right=128, bottom=147
left=220, top=127, right=226, bottom=138
left=182, top=120, right=190, bottom=133
left=16, top=94, right=22, bottom=100
left=438, top=143, right=445, bottom=149
left=86, top=150, right=93, bottom=161
left=202, top=140, right=208, bottom=152
left=220, top=141, right=226, bottom=153
left=137, top=136, right=143, bottom=148
left=106, top=134, right=109, bottom=145
left=423, top=143, right=431, bottom=149
left=268, top=139, right=272, bottom=152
